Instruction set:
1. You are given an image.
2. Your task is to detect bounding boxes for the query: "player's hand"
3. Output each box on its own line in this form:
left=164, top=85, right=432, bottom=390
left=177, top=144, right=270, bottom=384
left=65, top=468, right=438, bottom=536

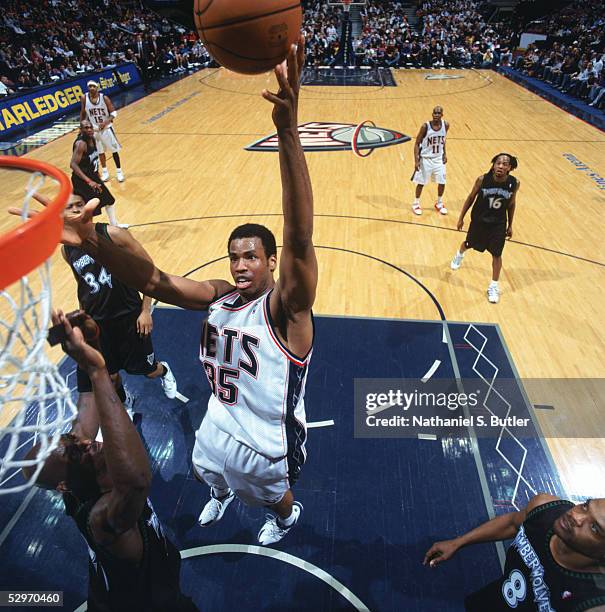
left=262, top=34, right=305, bottom=130
left=456, top=218, right=464, bottom=231
left=423, top=539, right=461, bottom=567
left=51, top=309, right=105, bottom=373
left=506, top=225, right=513, bottom=239
left=88, top=180, right=103, bottom=193
left=9, top=197, right=98, bottom=247
left=443, top=153, right=447, bottom=164
left=414, top=160, right=420, bottom=172
left=137, top=310, right=153, bottom=337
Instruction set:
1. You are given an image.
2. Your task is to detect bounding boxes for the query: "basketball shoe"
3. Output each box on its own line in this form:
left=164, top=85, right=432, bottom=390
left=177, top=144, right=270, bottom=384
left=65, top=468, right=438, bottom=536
left=412, top=203, right=422, bottom=216
left=160, top=361, right=177, bottom=399
left=100, top=168, right=110, bottom=182
left=257, top=502, right=303, bottom=546
left=435, top=201, right=448, bottom=215
left=198, top=489, right=235, bottom=527
left=450, top=251, right=465, bottom=270
left=116, top=169, right=125, bottom=182
left=487, top=283, right=500, bottom=304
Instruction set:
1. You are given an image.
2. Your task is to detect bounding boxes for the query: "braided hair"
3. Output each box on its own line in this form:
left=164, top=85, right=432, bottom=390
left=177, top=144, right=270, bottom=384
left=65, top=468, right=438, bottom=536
left=489, top=153, right=518, bottom=173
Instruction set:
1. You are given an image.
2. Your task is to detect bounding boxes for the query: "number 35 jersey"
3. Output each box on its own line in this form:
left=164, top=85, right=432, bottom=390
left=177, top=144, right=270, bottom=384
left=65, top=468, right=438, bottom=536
left=470, top=172, right=518, bottom=226
left=64, top=240, right=142, bottom=321
left=200, top=289, right=313, bottom=460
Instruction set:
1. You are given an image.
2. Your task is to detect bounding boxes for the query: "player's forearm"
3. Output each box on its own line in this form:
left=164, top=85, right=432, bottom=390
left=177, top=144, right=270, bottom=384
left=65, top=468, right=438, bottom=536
left=507, top=204, right=516, bottom=227
left=89, top=367, right=151, bottom=493
left=83, top=228, right=162, bottom=296
left=71, top=161, right=93, bottom=183
left=278, top=127, right=314, bottom=249
left=82, top=228, right=205, bottom=308
left=455, top=511, right=522, bottom=549
left=141, top=294, right=152, bottom=313
left=459, top=198, right=473, bottom=219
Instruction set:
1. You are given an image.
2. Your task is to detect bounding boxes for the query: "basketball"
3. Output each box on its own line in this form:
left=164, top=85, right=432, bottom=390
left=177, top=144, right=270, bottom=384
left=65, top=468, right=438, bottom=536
left=193, top=0, right=302, bottom=74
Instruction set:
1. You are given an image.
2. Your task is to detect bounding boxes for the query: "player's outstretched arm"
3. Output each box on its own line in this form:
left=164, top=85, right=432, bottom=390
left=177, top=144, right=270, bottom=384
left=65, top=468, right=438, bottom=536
left=10, top=199, right=233, bottom=310
left=53, top=310, right=151, bottom=548
left=94, top=224, right=233, bottom=310
left=423, top=493, right=559, bottom=568
left=262, top=36, right=317, bottom=353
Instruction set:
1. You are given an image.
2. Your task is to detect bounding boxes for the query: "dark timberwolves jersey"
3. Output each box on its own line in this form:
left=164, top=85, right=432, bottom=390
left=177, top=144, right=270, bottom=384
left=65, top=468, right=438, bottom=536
left=465, top=500, right=605, bottom=612
left=65, top=495, right=195, bottom=611
left=64, top=225, right=141, bottom=321
left=73, top=134, right=99, bottom=180
left=470, top=172, right=518, bottom=225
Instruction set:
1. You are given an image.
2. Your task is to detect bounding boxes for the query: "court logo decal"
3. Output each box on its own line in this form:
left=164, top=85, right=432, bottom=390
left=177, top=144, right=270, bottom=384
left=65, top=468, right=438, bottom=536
left=425, top=74, right=465, bottom=80
left=245, top=122, right=410, bottom=153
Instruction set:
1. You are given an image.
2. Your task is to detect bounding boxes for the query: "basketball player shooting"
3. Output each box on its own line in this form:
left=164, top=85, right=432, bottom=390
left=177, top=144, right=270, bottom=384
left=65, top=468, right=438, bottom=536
left=45, top=37, right=316, bottom=546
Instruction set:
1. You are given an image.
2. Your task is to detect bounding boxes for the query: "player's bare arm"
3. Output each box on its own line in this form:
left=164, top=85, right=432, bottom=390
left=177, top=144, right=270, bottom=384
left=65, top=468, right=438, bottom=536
left=423, top=493, right=559, bottom=567
left=443, top=121, right=449, bottom=163
left=52, top=311, right=150, bottom=561
left=77, top=217, right=234, bottom=309
left=79, top=95, right=87, bottom=121
left=506, top=180, right=520, bottom=238
left=100, top=95, right=115, bottom=130
left=414, top=124, right=428, bottom=170
left=263, top=37, right=317, bottom=358
left=457, top=175, right=483, bottom=231
left=137, top=295, right=154, bottom=337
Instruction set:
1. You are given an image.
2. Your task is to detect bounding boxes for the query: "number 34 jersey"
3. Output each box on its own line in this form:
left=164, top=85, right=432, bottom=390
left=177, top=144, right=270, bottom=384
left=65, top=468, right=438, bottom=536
left=64, top=243, right=142, bottom=321
left=200, top=289, right=313, bottom=460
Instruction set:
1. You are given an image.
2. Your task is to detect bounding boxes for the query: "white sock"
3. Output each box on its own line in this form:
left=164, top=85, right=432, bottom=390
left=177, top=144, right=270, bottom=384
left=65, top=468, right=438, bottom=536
left=437, top=197, right=443, bottom=205
left=278, top=510, right=297, bottom=528
left=413, top=198, right=420, bottom=205
left=105, top=204, right=119, bottom=226
left=457, top=250, right=465, bottom=258
left=489, top=280, right=498, bottom=288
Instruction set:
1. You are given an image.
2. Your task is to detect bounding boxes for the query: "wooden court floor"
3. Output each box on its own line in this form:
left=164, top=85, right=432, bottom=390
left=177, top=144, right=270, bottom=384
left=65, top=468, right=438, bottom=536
left=2, top=68, right=605, bottom=499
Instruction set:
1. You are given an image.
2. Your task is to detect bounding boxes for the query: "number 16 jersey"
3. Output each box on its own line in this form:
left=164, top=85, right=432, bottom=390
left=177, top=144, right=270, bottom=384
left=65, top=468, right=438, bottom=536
left=470, top=172, right=518, bottom=226
left=200, top=289, right=312, bottom=460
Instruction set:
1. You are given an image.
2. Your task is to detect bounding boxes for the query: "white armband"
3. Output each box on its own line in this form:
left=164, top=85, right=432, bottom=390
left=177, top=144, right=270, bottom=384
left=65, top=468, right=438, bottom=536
left=110, top=110, right=117, bottom=119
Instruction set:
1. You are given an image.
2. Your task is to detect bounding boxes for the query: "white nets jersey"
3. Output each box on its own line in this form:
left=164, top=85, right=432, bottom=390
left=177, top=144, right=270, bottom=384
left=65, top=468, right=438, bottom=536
left=199, top=289, right=312, bottom=463
left=420, top=120, right=447, bottom=159
left=84, top=93, right=110, bottom=130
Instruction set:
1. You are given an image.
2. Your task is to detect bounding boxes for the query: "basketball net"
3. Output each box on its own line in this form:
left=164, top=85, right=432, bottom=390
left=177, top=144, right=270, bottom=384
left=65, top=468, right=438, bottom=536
left=0, top=158, right=76, bottom=495
left=342, top=0, right=351, bottom=13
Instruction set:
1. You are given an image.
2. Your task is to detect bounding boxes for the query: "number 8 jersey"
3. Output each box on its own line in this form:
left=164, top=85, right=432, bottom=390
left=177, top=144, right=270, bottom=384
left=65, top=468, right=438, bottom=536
left=200, top=289, right=313, bottom=460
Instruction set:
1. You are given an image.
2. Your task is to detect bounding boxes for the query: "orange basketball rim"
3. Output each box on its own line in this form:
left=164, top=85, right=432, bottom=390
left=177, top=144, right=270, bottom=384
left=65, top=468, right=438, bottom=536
left=0, top=156, right=71, bottom=290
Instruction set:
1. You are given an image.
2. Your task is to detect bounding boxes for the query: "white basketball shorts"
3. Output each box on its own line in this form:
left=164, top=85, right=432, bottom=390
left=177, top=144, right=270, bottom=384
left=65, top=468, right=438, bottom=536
left=191, top=415, right=289, bottom=507
left=94, top=126, right=121, bottom=154
left=412, top=157, right=446, bottom=185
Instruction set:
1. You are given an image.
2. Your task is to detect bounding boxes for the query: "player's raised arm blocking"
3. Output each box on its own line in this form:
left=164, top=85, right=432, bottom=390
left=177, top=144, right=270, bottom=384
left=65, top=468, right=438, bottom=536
left=263, top=36, right=317, bottom=358
left=11, top=198, right=234, bottom=310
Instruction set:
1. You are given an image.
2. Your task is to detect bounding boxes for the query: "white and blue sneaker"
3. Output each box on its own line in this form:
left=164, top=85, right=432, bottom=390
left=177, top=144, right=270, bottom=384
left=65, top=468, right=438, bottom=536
left=160, top=361, right=177, bottom=399
left=198, top=489, right=235, bottom=527
left=257, top=502, right=303, bottom=545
